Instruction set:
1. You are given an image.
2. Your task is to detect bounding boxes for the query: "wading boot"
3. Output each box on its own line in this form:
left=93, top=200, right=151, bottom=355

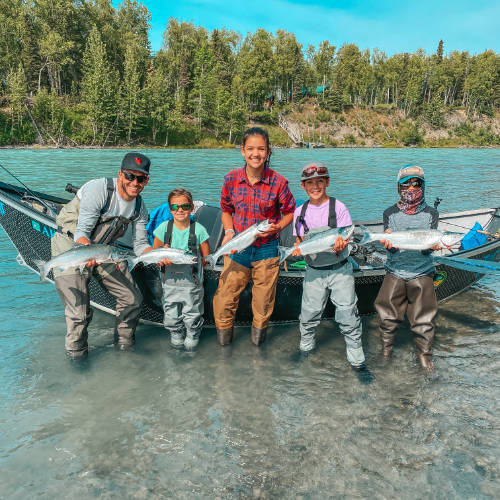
left=251, top=326, right=267, bottom=346
left=217, top=327, right=233, bottom=346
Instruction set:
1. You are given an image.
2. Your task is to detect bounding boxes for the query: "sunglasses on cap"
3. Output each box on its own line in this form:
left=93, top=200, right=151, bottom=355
left=170, top=203, right=192, bottom=211
left=302, top=165, right=329, bottom=178
left=122, top=171, right=148, bottom=183
left=400, top=179, right=423, bottom=188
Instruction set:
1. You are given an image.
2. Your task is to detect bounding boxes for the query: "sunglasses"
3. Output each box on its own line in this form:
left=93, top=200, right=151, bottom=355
left=302, top=165, right=329, bottom=178
left=122, top=171, right=148, bottom=183
left=400, top=179, right=423, bottom=188
left=170, top=203, right=192, bottom=211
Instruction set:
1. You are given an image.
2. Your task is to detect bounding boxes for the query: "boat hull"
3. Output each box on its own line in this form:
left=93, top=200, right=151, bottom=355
left=0, top=181, right=499, bottom=326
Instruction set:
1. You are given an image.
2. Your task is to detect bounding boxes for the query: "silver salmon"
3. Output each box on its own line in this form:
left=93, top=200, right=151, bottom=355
left=205, top=219, right=273, bottom=267
left=127, top=247, right=197, bottom=269
left=34, top=244, right=130, bottom=281
left=278, top=225, right=354, bottom=263
left=359, top=226, right=463, bottom=250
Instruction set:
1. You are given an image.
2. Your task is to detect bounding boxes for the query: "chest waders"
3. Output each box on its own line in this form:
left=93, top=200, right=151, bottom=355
left=294, top=197, right=347, bottom=269
left=51, top=178, right=143, bottom=356
left=161, top=220, right=204, bottom=348
left=296, top=197, right=365, bottom=366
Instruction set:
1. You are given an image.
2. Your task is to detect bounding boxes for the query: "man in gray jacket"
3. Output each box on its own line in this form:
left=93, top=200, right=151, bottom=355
left=51, top=152, right=152, bottom=358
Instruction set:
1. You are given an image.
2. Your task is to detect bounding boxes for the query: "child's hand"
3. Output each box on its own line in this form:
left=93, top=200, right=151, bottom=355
left=163, top=243, right=170, bottom=248
left=291, top=241, right=302, bottom=257
left=380, top=229, right=397, bottom=250
left=333, top=236, right=347, bottom=254
left=158, top=258, right=172, bottom=267
left=430, top=244, right=441, bottom=251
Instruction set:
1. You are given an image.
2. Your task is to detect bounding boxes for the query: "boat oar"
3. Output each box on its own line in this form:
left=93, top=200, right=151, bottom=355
left=433, top=255, right=500, bottom=276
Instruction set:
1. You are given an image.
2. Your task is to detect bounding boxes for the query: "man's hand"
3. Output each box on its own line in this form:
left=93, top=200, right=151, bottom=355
left=76, top=236, right=97, bottom=267
left=380, top=229, right=397, bottom=250
left=256, top=223, right=281, bottom=238
left=333, top=236, right=347, bottom=254
left=291, top=241, right=302, bottom=257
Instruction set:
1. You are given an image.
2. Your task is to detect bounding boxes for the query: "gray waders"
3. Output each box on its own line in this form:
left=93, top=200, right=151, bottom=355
left=161, top=221, right=204, bottom=349
left=295, top=198, right=365, bottom=366
left=52, top=178, right=143, bottom=356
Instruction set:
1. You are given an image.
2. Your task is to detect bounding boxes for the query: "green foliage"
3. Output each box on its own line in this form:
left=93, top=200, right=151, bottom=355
left=399, top=123, right=423, bottom=146
left=0, top=3, right=497, bottom=147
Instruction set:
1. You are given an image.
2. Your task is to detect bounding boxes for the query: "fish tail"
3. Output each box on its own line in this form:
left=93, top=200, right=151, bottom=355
left=278, top=246, right=291, bottom=264
left=205, top=254, right=216, bottom=268
left=358, top=226, right=371, bottom=245
left=126, top=256, right=138, bottom=270
left=34, top=259, right=50, bottom=282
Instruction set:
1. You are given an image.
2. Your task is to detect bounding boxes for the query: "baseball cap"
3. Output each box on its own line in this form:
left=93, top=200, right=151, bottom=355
left=397, top=165, right=424, bottom=184
left=121, top=152, right=151, bottom=176
left=300, top=161, right=330, bottom=182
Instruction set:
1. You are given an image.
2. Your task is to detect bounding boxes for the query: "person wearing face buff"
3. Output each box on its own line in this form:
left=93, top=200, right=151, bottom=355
left=374, top=165, right=440, bottom=372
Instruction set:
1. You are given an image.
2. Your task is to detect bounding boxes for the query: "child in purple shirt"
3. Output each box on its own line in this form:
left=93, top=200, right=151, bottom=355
left=290, top=162, right=371, bottom=382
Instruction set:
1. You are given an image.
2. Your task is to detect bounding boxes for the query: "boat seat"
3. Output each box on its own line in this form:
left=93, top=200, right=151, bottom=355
left=194, top=204, right=224, bottom=251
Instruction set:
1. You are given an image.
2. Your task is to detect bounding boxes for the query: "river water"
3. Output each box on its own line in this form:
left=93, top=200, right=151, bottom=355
left=0, top=148, right=499, bottom=498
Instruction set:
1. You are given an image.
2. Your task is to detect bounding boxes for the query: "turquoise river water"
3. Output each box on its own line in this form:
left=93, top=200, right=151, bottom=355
left=0, top=148, right=499, bottom=499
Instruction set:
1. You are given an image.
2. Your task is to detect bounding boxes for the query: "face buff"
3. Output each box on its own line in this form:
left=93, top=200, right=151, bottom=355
left=397, top=185, right=426, bottom=214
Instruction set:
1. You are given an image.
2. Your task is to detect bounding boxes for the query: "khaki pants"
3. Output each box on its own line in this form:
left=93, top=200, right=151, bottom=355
left=54, top=262, right=143, bottom=353
left=374, top=273, right=437, bottom=355
left=213, top=255, right=280, bottom=329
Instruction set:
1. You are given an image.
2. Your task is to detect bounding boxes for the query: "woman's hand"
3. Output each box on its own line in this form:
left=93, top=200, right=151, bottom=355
left=256, top=223, right=281, bottom=238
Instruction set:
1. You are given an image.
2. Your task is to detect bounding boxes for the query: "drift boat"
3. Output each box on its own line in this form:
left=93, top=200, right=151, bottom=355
left=0, top=179, right=499, bottom=326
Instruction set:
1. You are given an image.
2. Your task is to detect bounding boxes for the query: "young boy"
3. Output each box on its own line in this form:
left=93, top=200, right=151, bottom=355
left=153, top=188, right=210, bottom=349
left=375, top=165, right=439, bottom=372
left=292, top=162, right=367, bottom=374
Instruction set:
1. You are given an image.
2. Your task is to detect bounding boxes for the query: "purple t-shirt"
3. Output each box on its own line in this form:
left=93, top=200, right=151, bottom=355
left=293, top=199, right=353, bottom=237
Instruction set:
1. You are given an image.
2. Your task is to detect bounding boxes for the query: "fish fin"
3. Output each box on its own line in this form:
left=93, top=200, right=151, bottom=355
left=278, top=246, right=291, bottom=264
left=33, top=259, right=50, bottom=282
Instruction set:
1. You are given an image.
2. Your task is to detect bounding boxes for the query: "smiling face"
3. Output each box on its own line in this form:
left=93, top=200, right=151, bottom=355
left=169, top=195, right=193, bottom=223
left=117, top=169, right=149, bottom=201
left=241, top=134, right=270, bottom=173
left=301, top=177, right=330, bottom=204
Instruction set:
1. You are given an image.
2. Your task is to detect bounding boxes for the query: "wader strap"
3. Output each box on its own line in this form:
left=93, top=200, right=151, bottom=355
left=164, top=220, right=174, bottom=246
left=188, top=221, right=197, bottom=254
left=101, top=178, right=114, bottom=214
left=295, top=200, right=310, bottom=241
left=130, top=195, right=142, bottom=221
left=328, top=197, right=337, bottom=228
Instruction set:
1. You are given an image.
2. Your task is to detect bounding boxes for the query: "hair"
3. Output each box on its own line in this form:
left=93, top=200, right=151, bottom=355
left=242, top=127, right=270, bottom=149
left=168, top=188, right=193, bottom=206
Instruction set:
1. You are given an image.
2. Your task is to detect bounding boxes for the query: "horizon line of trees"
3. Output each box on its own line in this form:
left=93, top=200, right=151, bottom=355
left=0, top=0, right=499, bottom=146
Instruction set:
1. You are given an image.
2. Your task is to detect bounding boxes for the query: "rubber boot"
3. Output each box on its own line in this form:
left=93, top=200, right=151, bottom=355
left=217, top=327, right=233, bottom=346
left=251, top=326, right=267, bottom=346
left=380, top=331, right=395, bottom=359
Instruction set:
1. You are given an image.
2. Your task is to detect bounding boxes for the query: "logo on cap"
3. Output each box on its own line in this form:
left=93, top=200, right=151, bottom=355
left=135, top=157, right=142, bottom=165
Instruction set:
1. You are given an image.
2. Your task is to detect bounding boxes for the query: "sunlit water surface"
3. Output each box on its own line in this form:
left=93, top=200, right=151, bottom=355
left=0, top=148, right=499, bottom=498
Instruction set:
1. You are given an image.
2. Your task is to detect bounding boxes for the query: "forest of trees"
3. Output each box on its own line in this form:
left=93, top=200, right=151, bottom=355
left=0, top=0, right=499, bottom=147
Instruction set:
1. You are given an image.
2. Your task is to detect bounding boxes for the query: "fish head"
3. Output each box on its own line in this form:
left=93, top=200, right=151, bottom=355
left=256, top=219, right=273, bottom=233
left=440, top=231, right=464, bottom=248
left=339, top=225, right=355, bottom=240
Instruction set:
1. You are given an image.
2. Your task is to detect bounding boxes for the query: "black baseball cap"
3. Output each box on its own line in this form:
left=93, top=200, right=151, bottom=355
left=121, top=152, right=151, bottom=176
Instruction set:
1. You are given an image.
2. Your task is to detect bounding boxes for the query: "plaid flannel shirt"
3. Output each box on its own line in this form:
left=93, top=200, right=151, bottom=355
left=220, top=166, right=296, bottom=247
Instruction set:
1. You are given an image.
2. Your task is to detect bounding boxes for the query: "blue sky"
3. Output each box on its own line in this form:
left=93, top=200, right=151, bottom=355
left=139, top=0, right=499, bottom=55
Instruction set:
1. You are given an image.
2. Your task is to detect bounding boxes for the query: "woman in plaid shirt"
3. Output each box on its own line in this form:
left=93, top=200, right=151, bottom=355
left=213, top=127, right=296, bottom=346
